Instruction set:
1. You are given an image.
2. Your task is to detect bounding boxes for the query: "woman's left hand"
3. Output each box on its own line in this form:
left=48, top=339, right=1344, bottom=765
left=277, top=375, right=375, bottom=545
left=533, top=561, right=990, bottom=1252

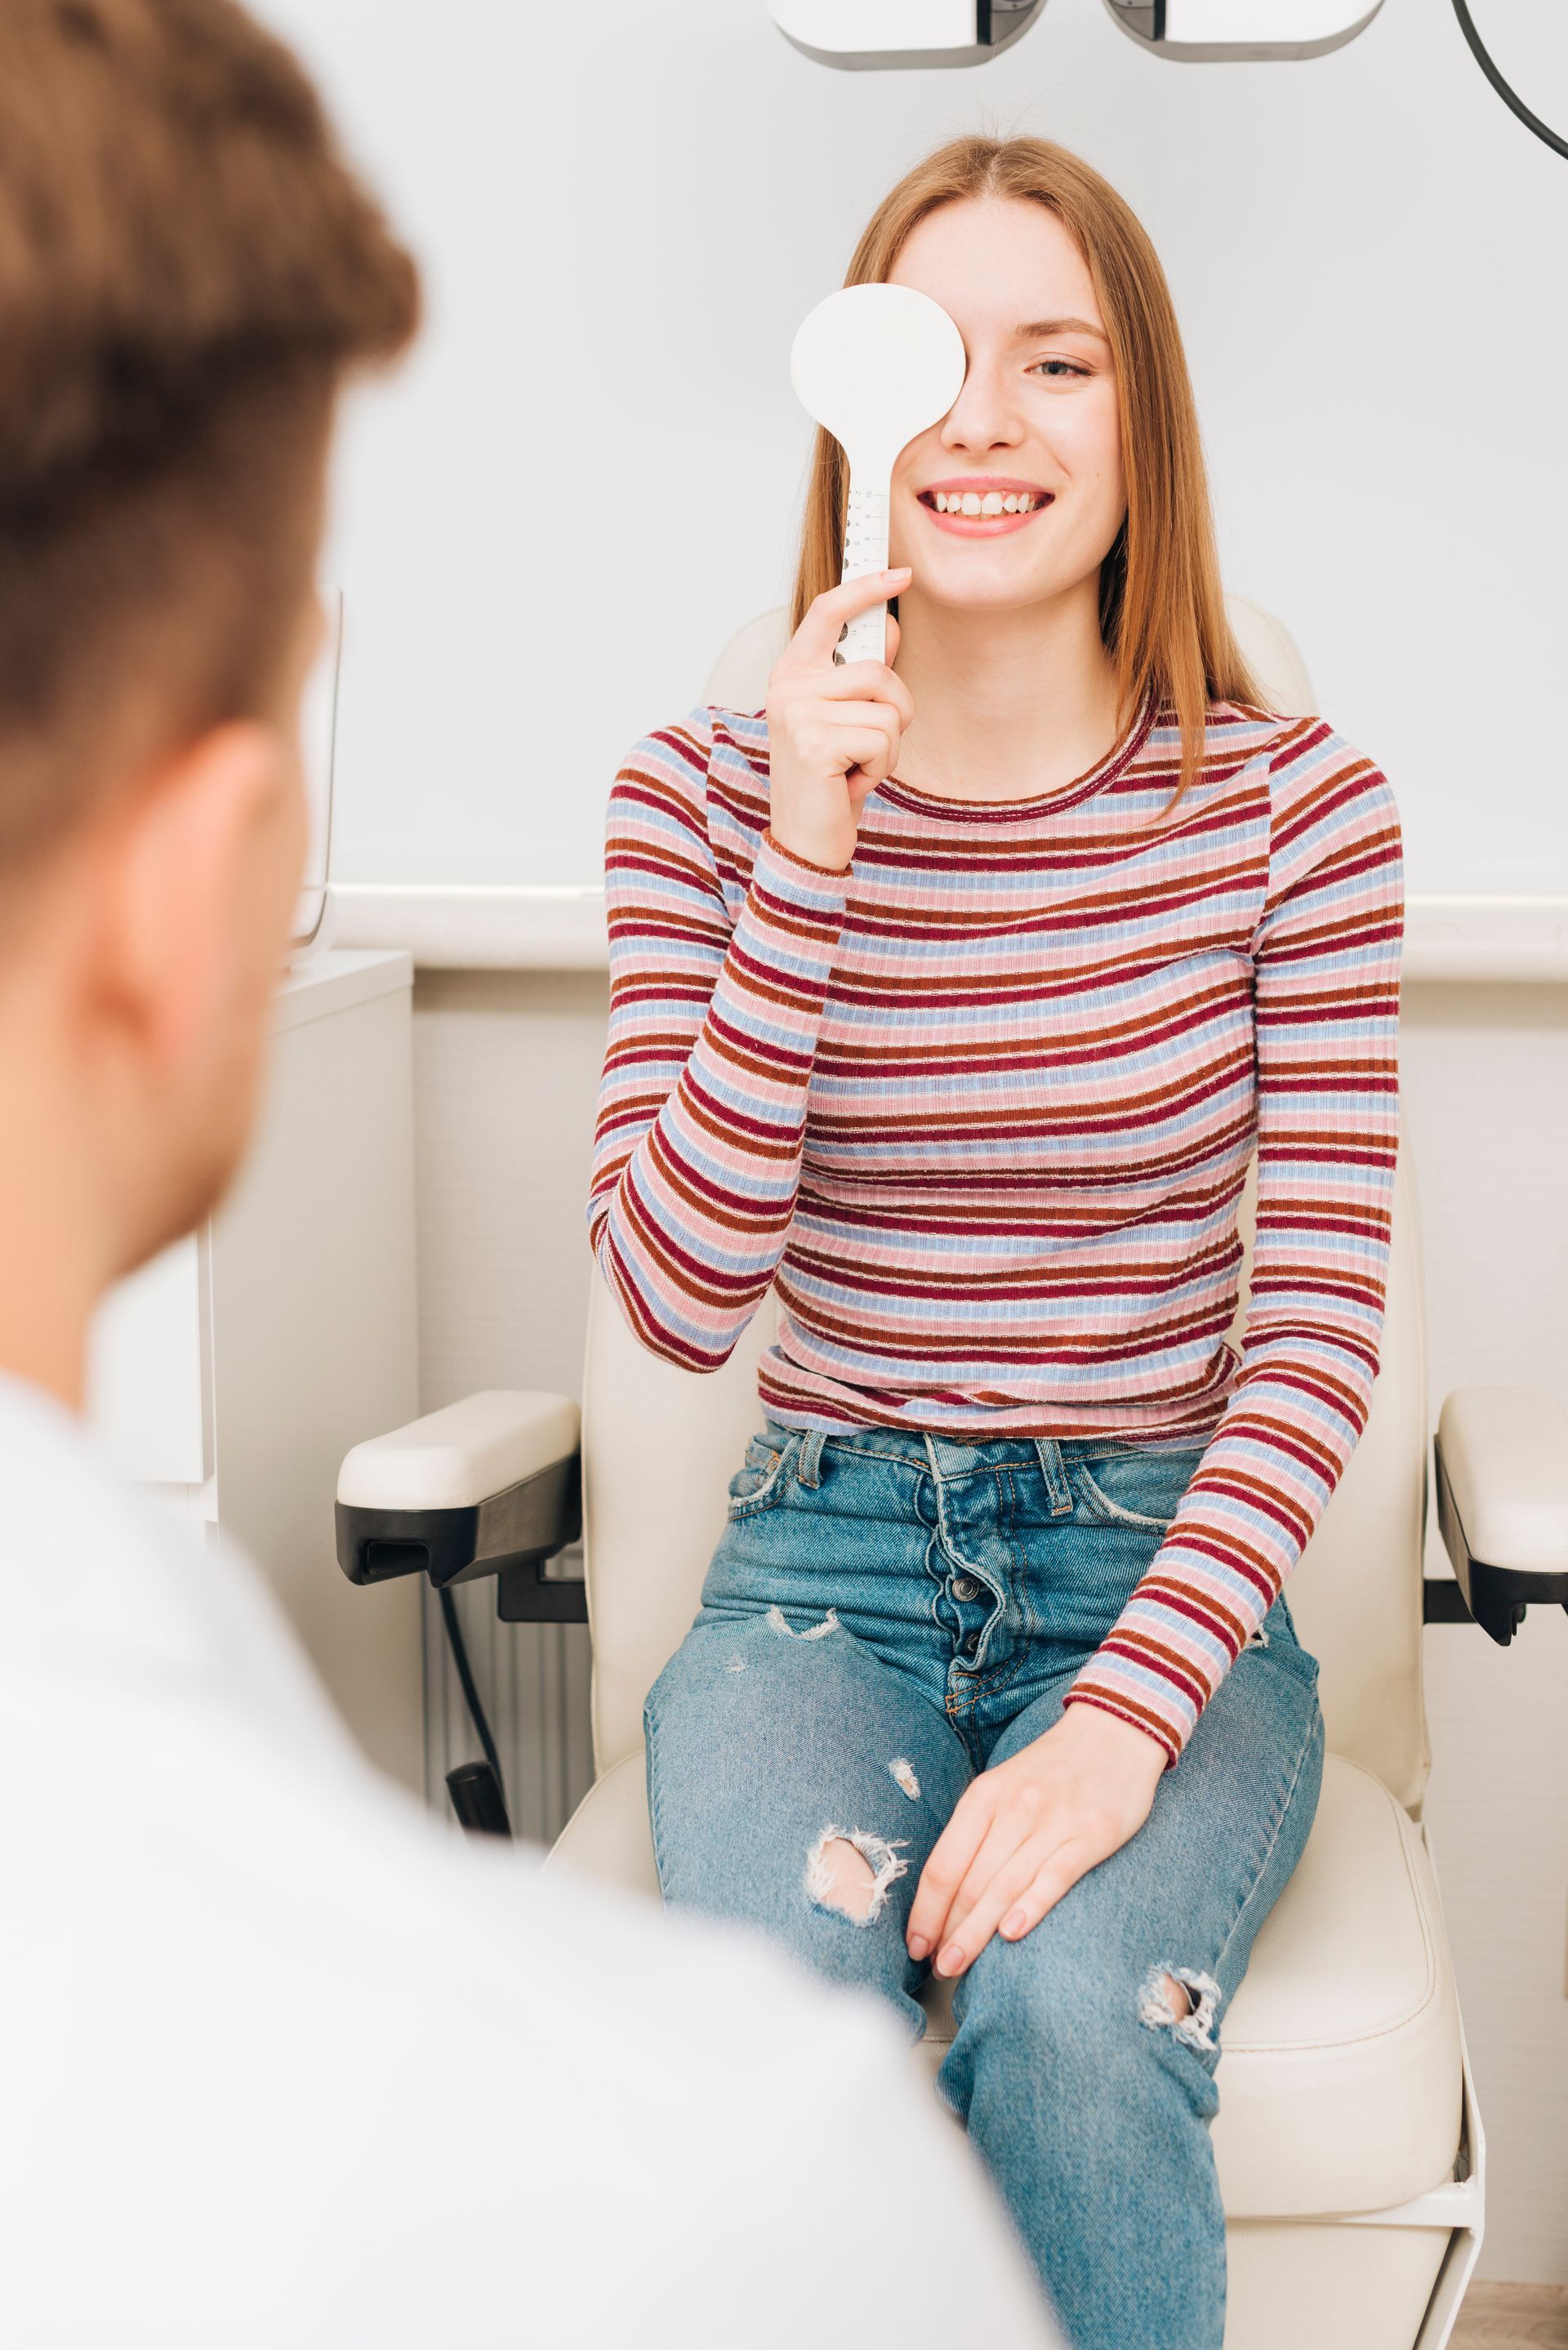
left=906, top=1702, right=1169, bottom=1978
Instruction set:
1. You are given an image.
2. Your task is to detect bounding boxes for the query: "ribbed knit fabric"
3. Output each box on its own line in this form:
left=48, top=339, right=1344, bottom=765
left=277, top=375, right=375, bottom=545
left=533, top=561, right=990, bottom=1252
left=587, top=694, right=1403, bottom=1759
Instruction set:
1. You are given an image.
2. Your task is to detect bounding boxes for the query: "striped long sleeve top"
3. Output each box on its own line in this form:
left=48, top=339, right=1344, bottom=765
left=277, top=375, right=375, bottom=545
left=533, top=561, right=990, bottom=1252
left=586, top=693, right=1403, bottom=1759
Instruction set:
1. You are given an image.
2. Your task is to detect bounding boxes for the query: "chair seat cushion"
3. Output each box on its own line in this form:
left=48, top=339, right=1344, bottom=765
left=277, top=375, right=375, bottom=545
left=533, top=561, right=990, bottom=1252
left=549, top=1749, right=1463, bottom=2218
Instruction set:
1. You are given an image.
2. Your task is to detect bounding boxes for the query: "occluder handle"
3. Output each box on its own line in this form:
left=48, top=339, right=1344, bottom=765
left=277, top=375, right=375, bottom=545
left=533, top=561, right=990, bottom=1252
left=835, top=477, right=891, bottom=666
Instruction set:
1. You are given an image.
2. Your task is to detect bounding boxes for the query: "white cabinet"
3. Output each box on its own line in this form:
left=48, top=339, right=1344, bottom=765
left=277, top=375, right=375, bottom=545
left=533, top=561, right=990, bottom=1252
left=87, top=948, right=424, bottom=1793
left=91, top=1236, right=210, bottom=1489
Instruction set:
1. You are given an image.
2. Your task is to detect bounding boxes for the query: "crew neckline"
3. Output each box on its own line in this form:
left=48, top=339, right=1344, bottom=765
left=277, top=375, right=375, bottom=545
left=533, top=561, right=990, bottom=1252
left=876, top=687, right=1160, bottom=824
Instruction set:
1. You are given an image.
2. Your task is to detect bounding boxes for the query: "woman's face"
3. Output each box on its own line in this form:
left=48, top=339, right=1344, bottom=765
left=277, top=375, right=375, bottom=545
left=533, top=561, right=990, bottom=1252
left=886, top=196, right=1126, bottom=618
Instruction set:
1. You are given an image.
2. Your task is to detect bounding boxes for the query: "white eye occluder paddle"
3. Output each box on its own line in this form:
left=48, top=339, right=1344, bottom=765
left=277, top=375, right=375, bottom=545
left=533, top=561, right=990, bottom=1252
left=790, top=283, right=967, bottom=667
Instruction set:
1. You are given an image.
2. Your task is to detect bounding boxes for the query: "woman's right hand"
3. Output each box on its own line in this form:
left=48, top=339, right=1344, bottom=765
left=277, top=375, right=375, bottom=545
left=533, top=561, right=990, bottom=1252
left=763, top=567, right=915, bottom=873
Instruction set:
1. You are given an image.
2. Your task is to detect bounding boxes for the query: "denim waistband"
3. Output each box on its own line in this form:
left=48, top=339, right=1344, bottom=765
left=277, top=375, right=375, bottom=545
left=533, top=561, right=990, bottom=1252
left=761, top=1416, right=1211, bottom=1492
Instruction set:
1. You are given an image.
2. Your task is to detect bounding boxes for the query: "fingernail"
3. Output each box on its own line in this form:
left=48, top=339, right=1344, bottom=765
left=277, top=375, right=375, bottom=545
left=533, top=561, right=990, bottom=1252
left=906, top=1933, right=929, bottom=1961
left=936, top=1944, right=964, bottom=1977
left=1001, top=1909, right=1027, bottom=1939
left=885, top=565, right=911, bottom=578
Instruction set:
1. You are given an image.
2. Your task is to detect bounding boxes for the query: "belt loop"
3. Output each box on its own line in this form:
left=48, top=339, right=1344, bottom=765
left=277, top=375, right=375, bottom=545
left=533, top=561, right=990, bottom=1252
left=1032, top=1437, right=1072, bottom=1514
left=796, top=1427, right=826, bottom=1488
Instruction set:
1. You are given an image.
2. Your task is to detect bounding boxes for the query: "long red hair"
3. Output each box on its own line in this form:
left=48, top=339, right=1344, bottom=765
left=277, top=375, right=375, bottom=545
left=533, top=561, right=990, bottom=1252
left=791, top=136, right=1260, bottom=798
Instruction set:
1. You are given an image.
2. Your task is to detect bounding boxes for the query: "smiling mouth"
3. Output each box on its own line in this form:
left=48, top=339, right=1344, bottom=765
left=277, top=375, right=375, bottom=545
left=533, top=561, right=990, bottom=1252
left=920, top=488, right=1050, bottom=515
left=916, top=486, right=1055, bottom=534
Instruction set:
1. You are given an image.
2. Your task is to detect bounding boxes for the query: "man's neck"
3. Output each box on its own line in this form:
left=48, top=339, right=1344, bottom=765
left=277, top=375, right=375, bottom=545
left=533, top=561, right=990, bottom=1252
left=889, top=577, right=1123, bottom=804
left=0, top=1228, right=98, bottom=1411
left=0, top=1027, right=109, bottom=1415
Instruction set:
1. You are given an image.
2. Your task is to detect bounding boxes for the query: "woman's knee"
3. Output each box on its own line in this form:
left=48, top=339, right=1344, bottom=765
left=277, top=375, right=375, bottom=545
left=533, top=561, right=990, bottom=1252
left=804, top=1828, right=910, bottom=1925
left=960, top=1917, right=1213, bottom=2069
left=948, top=1921, right=1224, bottom=2136
left=961, top=1920, right=1125, bottom=2047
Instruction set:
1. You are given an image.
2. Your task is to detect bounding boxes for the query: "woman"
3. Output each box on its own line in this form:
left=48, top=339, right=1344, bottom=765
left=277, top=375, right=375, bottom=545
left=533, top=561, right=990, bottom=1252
left=586, top=136, right=1401, bottom=2350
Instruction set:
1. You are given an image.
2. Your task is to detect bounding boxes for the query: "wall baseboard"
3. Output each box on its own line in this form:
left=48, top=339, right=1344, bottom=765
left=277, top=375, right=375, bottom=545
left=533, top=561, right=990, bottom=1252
left=332, top=883, right=1568, bottom=983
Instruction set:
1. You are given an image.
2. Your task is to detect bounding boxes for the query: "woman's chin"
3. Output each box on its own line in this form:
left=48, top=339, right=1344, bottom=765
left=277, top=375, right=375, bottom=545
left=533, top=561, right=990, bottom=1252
left=906, top=566, right=1085, bottom=615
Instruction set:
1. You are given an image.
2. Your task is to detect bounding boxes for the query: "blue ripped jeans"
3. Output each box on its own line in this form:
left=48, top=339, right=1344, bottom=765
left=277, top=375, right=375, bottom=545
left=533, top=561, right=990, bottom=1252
left=644, top=1421, right=1324, bottom=2350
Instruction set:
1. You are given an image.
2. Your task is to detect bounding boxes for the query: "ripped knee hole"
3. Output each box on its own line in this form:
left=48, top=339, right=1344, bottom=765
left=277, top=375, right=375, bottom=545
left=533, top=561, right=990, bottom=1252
left=1137, top=1964, right=1221, bottom=2051
left=804, top=1826, right=910, bottom=1926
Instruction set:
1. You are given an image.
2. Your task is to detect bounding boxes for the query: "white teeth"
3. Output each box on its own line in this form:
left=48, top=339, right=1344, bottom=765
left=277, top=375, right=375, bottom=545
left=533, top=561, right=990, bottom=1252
left=930, top=488, right=1045, bottom=515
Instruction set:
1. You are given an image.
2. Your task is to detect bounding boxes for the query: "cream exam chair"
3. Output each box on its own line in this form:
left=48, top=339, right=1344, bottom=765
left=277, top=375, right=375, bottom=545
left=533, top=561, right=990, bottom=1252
left=336, top=600, right=1568, bottom=2350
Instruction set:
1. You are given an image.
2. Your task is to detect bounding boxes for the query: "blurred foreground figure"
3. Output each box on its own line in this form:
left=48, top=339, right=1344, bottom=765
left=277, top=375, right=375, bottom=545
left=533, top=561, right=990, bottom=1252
left=0, top=6, right=1058, bottom=2343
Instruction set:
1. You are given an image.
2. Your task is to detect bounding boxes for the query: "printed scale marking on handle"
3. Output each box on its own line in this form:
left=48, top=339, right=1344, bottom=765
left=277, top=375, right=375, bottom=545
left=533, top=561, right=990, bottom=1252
left=837, top=484, right=892, bottom=664
left=789, top=284, right=967, bottom=671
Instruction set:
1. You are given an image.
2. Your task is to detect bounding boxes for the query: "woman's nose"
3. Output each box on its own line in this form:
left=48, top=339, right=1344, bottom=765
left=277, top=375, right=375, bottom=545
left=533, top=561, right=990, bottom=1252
left=939, top=362, right=1022, bottom=453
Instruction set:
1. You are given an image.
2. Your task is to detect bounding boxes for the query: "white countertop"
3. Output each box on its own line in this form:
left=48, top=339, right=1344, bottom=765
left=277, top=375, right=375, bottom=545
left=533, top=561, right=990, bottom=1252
left=277, top=945, right=414, bottom=1029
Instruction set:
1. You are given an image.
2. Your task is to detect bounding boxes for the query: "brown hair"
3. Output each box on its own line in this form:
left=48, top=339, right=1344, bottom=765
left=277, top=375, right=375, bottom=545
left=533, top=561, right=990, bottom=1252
left=0, top=0, right=420, bottom=875
left=791, top=136, right=1260, bottom=798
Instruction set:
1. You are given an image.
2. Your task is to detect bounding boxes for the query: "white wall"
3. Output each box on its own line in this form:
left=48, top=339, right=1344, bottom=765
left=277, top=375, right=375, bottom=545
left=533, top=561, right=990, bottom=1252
left=256, top=0, right=1567, bottom=895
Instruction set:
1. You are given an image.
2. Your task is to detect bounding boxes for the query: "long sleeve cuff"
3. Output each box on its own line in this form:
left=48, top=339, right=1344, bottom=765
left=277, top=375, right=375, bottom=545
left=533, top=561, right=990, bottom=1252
left=702, top=829, right=850, bottom=1060
left=1061, top=1594, right=1213, bottom=1767
left=759, top=827, right=854, bottom=884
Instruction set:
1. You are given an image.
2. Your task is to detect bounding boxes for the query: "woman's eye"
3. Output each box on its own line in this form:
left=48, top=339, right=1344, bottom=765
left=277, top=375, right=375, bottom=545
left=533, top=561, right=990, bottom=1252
left=1029, top=358, right=1088, bottom=380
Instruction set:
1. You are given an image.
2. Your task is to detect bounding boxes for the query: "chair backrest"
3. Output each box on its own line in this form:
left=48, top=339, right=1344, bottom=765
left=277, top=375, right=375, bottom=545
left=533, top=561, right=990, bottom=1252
left=581, top=599, right=1431, bottom=1809
left=703, top=592, right=1320, bottom=725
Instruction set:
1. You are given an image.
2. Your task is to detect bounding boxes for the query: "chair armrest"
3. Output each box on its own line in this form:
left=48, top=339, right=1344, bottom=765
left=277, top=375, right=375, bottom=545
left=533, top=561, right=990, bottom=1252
left=1434, top=1386, right=1568, bottom=1645
left=335, top=1390, right=583, bottom=1618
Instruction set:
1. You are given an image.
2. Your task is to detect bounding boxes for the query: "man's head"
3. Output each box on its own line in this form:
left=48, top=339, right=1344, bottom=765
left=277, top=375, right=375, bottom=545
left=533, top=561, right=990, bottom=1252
left=0, top=0, right=416, bottom=1342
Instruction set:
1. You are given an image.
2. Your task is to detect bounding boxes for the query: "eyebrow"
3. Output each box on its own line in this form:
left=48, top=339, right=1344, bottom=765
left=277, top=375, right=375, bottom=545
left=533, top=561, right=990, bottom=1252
left=1013, top=316, right=1108, bottom=342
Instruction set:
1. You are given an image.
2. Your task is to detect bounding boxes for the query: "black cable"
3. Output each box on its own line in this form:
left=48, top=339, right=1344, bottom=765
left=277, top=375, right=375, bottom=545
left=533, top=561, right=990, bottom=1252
left=438, top=1583, right=506, bottom=1801
left=1450, top=0, right=1568, bottom=162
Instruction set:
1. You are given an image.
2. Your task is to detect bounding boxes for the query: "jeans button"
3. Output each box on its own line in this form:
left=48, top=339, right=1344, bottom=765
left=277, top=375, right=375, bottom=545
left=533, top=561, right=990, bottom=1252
left=952, top=1576, right=981, bottom=1603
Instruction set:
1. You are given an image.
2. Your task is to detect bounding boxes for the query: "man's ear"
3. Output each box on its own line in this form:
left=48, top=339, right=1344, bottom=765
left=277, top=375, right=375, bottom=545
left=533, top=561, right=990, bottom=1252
left=91, top=722, right=285, bottom=1077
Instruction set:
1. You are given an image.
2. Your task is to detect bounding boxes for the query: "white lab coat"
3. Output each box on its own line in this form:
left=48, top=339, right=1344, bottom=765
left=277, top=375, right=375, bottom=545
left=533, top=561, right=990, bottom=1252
left=0, top=1372, right=1057, bottom=2348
